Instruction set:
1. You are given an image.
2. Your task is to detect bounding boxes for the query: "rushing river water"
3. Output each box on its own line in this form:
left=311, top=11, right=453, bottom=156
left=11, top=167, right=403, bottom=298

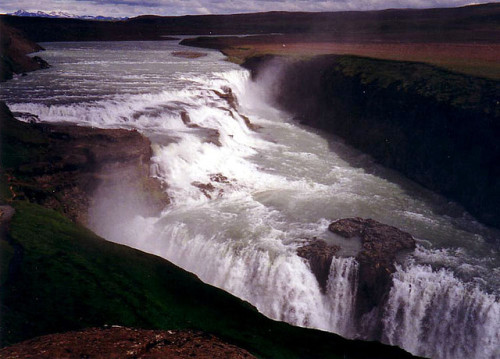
left=2, top=41, right=499, bottom=359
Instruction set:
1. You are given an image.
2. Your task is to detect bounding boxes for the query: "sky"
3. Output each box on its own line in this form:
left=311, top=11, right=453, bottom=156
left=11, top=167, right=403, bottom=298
left=0, top=0, right=493, bottom=18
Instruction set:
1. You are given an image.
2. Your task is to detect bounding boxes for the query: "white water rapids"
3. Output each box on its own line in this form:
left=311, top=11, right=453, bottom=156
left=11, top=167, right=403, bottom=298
left=2, top=41, right=499, bottom=359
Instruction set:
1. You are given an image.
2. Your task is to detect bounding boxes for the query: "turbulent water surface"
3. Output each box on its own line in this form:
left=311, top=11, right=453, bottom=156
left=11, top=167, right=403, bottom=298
left=2, top=41, right=499, bottom=359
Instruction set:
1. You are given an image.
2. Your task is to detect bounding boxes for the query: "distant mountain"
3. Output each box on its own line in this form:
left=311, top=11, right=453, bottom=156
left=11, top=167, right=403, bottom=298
left=9, top=10, right=127, bottom=21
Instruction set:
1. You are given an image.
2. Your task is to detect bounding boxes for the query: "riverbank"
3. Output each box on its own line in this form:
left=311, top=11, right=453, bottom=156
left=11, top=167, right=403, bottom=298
left=1, top=6, right=498, bottom=356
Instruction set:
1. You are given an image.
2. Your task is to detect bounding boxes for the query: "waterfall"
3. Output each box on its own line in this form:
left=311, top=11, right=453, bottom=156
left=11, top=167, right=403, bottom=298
left=6, top=41, right=499, bottom=359
left=325, top=256, right=359, bottom=337
left=382, top=264, right=500, bottom=359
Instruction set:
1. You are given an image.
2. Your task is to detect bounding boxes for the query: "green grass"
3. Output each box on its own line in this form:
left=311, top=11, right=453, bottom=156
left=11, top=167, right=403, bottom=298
left=0, top=105, right=50, bottom=170
left=330, top=55, right=498, bottom=116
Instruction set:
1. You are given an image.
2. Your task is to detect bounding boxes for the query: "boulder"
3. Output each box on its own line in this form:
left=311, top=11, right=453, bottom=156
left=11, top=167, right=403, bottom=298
left=329, top=218, right=415, bottom=315
left=297, top=238, right=340, bottom=292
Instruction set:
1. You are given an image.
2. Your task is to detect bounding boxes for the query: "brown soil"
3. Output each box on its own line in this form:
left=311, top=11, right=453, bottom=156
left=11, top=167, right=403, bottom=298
left=172, top=51, right=208, bottom=59
left=183, top=35, right=500, bottom=79
left=0, top=327, right=256, bottom=359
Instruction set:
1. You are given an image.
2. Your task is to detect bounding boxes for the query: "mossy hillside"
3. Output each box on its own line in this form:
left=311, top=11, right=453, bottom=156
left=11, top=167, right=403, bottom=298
left=0, top=201, right=416, bottom=359
left=0, top=103, right=50, bottom=172
left=329, top=56, right=498, bottom=116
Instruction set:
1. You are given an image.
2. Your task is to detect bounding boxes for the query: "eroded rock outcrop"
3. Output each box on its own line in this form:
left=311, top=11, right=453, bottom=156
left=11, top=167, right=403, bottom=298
left=0, top=23, right=50, bottom=81
left=329, top=218, right=415, bottom=317
left=0, top=327, right=256, bottom=359
left=297, top=239, right=340, bottom=292
left=171, top=50, right=208, bottom=59
left=296, top=218, right=415, bottom=327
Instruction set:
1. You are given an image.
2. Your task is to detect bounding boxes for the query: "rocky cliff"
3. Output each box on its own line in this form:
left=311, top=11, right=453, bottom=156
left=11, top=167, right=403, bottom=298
left=0, top=102, right=169, bottom=224
left=244, top=55, right=500, bottom=231
left=0, top=23, right=50, bottom=81
left=298, top=218, right=416, bottom=337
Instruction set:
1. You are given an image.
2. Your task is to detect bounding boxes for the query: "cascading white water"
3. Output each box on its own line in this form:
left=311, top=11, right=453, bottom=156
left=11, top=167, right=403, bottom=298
left=325, top=257, right=359, bottom=337
left=383, top=263, right=500, bottom=359
left=2, top=41, right=499, bottom=359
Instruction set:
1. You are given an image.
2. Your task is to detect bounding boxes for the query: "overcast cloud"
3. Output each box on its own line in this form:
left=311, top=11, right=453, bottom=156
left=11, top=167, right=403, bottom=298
left=0, top=0, right=492, bottom=17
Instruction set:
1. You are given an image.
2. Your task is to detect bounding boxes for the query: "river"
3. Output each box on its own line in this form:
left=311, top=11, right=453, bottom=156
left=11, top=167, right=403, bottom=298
left=1, top=40, right=499, bottom=359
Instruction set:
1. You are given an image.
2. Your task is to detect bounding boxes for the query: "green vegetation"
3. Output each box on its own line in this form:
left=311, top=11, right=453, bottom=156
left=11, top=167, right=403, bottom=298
left=0, top=106, right=49, bottom=171
left=331, top=55, right=498, bottom=115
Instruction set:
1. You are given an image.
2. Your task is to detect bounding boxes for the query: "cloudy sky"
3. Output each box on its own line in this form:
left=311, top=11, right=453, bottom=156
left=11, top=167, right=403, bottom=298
left=0, top=0, right=492, bottom=17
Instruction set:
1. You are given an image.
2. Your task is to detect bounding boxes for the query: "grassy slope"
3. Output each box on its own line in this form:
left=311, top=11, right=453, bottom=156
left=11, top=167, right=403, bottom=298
left=0, top=201, right=416, bottom=359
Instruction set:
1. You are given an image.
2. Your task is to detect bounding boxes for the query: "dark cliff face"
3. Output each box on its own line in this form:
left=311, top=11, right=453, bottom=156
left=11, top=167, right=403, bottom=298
left=0, top=102, right=169, bottom=223
left=0, top=23, right=50, bottom=81
left=245, top=55, right=500, bottom=232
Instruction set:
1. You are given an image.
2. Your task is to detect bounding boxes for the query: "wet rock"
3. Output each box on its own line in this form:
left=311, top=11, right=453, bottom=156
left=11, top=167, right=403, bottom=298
left=32, top=55, right=50, bottom=69
left=213, top=87, right=260, bottom=132
left=202, top=128, right=222, bottom=147
left=213, top=87, right=238, bottom=109
left=171, top=51, right=208, bottom=59
left=210, top=173, right=230, bottom=184
left=180, top=111, right=200, bottom=128
left=180, top=111, right=222, bottom=146
left=297, top=239, right=340, bottom=292
left=192, top=181, right=217, bottom=199
left=0, top=327, right=257, bottom=359
left=192, top=175, right=230, bottom=199
left=240, top=113, right=261, bottom=131
left=328, top=217, right=366, bottom=238
left=329, top=218, right=415, bottom=316
left=12, top=112, right=41, bottom=124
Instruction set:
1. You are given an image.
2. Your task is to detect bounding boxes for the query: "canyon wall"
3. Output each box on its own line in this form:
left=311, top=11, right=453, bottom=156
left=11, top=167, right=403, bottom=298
left=244, top=55, right=500, bottom=231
